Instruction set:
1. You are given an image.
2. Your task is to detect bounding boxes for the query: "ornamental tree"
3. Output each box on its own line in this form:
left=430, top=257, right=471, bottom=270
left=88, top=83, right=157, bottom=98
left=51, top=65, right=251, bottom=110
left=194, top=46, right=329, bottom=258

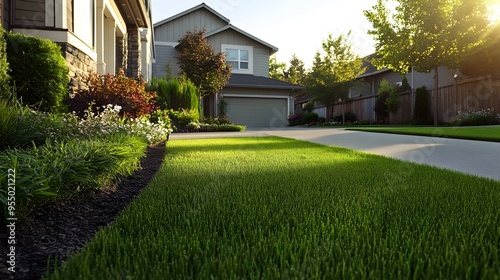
left=364, top=0, right=491, bottom=125
left=176, top=29, right=231, bottom=100
left=306, top=32, right=366, bottom=123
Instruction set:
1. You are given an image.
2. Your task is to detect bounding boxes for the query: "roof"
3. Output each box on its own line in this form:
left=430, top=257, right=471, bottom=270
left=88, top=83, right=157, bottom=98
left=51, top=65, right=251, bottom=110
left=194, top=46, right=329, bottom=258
left=153, top=3, right=230, bottom=28
left=357, top=54, right=391, bottom=78
left=226, top=74, right=304, bottom=90
left=205, top=24, right=279, bottom=54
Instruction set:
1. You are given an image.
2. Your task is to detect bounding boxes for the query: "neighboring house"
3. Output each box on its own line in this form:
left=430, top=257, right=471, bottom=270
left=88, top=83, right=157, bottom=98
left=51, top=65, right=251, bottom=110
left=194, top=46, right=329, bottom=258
left=153, top=3, right=303, bottom=128
left=295, top=55, right=457, bottom=121
left=0, top=0, right=155, bottom=87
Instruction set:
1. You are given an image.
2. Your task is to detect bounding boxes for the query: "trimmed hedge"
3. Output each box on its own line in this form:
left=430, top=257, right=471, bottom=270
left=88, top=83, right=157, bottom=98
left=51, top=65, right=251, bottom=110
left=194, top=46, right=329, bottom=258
left=5, top=32, right=69, bottom=112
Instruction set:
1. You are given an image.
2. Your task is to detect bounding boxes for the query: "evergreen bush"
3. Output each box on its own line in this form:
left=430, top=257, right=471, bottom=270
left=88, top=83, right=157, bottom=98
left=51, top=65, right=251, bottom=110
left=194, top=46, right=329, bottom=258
left=414, top=86, right=432, bottom=124
left=5, top=32, right=69, bottom=112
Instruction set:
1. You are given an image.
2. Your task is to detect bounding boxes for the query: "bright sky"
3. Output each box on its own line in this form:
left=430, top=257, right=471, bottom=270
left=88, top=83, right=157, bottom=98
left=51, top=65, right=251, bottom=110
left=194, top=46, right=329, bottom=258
left=150, top=0, right=378, bottom=68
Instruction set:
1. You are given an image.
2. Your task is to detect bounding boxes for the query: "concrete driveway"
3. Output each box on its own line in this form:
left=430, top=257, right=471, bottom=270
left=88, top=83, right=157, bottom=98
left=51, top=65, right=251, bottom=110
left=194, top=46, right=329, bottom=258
left=169, top=127, right=500, bottom=181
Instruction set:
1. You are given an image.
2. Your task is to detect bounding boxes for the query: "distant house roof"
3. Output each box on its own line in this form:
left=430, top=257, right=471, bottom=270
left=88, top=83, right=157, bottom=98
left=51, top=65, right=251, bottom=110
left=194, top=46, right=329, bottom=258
left=205, top=24, right=279, bottom=54
left=226, top=74, right=305, bottom=90
left=357, top=54, right=391, bottom=79
left=153, top=2, right=230, bottom=28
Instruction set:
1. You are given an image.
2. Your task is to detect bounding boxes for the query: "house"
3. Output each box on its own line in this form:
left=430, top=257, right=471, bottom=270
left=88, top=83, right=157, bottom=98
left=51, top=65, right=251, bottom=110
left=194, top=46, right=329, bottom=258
left=153, top=3, right=303, bottom=128
left=295, top=55, right=457, bottom=122
left=0, top=0, right=155, bottom=86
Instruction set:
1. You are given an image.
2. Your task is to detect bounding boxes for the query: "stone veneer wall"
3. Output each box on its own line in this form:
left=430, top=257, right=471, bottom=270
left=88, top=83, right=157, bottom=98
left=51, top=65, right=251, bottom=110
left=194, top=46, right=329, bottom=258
left=126, top=26, right=141, bottom=78
left=116, top=34, right=127, bottom=72
left=58, top=43, right=97, bottom=96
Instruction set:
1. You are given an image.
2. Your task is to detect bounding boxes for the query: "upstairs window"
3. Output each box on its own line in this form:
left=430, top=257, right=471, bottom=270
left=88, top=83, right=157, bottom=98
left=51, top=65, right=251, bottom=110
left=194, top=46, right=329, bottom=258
left=222, top=44, right=253, bottom=74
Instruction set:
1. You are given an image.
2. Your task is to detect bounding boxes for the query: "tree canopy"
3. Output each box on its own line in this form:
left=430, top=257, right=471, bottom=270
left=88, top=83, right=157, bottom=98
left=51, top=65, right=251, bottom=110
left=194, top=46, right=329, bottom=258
left=306, top=32, right=366, bottom=121
left=269, top=55, right=286, bottom=81
left=176, top=29, right=231, bottom=98
left=364, top=0, right=492, bottom=125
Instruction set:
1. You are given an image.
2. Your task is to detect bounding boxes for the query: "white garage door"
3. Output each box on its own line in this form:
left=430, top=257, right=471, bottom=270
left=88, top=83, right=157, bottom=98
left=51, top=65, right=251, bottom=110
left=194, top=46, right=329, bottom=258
left=225, top=97, right=288, bottom=128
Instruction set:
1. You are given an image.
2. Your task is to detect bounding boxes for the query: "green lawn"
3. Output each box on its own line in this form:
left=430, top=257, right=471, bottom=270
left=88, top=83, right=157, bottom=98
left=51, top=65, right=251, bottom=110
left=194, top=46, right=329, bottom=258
left=347, top=126, right=500, bottom=142
left=47, top=137, right=500, bottom=279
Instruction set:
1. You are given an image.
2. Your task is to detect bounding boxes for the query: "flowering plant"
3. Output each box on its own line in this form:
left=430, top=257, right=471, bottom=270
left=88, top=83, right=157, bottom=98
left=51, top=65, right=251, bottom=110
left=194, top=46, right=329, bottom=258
left=450, top=108, right=500, bottom=126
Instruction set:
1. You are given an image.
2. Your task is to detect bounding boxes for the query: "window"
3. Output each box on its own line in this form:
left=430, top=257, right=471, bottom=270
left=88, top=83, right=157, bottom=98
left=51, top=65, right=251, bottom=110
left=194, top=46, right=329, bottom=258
left=222, top=44, right=253, bottom=74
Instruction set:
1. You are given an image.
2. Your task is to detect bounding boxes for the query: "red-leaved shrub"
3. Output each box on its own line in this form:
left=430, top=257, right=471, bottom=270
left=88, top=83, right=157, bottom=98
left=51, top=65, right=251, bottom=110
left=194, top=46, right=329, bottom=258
left=69, top=69, right=156, bottom=118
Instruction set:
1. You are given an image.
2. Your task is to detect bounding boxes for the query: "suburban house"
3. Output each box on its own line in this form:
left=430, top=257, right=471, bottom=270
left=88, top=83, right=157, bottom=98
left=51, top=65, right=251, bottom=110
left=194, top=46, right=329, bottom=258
left=0, top=0, right=155, bottom=87
left=153, top=3, right=304, bottom=128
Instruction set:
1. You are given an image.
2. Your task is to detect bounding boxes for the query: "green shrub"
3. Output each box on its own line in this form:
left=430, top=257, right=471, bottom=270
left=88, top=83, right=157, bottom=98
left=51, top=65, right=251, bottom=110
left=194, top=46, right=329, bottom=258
left=200, top=116, right=231, bottom=125
left=332, top=112, right=358, bottom=123
left=302, top=112, right=319, bottom=124
left=70, top=69, right=156, bottom=118
left=0, top=26, right=10, bottom=99
left=374, top=92, right=389, bottom=122
left=186, top=122, right=246, bottom=132
left=150, top=76, right=199, bottom=114
left=5, top=32, right=69, bottom=112
left=302, top=101, right=315, bottom=113
left=450, top=108, right=500, bottom=126
left=168, top=108, right=200, bottom=127
left=414, top=86, right=432, bottom=124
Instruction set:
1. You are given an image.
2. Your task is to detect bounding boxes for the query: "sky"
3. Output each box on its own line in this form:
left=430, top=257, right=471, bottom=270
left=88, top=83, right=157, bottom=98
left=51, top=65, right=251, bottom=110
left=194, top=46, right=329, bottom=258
left=150, top=0, right=379, bottom=68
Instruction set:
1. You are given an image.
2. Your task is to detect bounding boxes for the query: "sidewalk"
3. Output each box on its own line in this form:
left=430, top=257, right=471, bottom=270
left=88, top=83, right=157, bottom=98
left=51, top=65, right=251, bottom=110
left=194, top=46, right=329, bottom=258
left=170, top=127, right=500, bottom=181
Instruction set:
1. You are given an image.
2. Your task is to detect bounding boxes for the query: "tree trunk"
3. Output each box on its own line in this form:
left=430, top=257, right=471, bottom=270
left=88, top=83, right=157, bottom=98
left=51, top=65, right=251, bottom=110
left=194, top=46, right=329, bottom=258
left=433, top=67, right=439, bottom=126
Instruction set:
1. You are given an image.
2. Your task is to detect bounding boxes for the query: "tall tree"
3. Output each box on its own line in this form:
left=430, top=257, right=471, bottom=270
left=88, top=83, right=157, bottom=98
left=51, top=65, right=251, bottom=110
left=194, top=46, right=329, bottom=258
left=269, top=55, right=286, bottom=81
left=284, top=54, right=307, bottom=85
left=176, top=29, right=231, bottom=101
left=364, top=0, right=491, bottom=125
left=306, top=32, right=366, bottom=123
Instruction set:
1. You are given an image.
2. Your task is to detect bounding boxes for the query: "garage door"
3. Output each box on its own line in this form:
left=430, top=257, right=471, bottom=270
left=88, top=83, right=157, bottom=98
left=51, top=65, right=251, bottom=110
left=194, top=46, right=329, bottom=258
left=225, top=97, right=288, bottom=128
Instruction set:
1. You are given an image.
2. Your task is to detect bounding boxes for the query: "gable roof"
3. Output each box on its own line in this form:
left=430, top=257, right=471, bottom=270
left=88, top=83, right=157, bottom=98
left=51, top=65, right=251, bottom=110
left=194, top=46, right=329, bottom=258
left=205, top=24, right=279, bottom=54
left=227, top=74, right=304, bottom=90
left=153, top=2, right=230, bottom=28
left=357, top=54, right=391, bottom=79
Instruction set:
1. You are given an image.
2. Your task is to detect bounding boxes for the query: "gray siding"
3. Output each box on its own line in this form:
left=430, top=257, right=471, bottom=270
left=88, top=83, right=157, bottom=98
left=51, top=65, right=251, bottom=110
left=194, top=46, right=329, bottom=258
left=13, top=0, right=45, bottom=27
left=153, top=45, right=182, bottom=78
left=208, top=29, right=270, bottom=77
left=154, top=8, right=227, bottom=42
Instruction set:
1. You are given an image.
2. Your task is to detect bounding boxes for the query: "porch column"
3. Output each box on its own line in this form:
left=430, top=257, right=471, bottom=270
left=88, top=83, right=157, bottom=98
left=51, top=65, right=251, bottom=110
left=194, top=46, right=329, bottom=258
left=96, top=1, right=106, bottom=74
left=127, top=26, right=141, bottom=78
left=104, top=17, right=116, bottom=74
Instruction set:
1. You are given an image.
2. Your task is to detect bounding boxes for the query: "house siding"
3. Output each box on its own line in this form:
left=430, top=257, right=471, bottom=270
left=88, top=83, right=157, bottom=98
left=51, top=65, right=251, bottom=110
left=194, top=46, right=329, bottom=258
left=67, top=0, right=72, bottom=32
left=1, top=0, right=9, bottom=29
left=153, top=44, right=182, bottom=78
left=207, top=29, right=270, bottom=77
left=13, top=0, right=45, bottom=27
left=154, top=8, right=227, bottom=42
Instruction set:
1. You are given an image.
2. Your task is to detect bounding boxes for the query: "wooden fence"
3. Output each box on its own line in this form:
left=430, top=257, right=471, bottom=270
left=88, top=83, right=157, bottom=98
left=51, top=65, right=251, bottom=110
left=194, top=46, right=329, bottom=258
left=330, top=76, right=500, bottom=123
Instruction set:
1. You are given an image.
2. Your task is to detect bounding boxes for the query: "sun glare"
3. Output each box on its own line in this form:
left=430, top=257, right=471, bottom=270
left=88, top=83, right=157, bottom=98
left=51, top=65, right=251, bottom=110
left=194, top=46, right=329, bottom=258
left=488, top=3, right=500, bottom=24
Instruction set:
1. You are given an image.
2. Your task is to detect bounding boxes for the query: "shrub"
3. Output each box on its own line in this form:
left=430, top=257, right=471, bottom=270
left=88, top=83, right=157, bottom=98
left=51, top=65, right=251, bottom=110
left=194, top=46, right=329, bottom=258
left=168, top=108, right=200, bottom=127
left=200, top=116, right=231, bottom=125
left=186, top=122, right=245, bottom=132
left=302, top=112, right=319, bottom=124
left=374, top=91, right=389, bottom=122
left=302, top=101, right=315, bottom=113
left=450, top=108, right=500, bottom=126
left=414, top=86, right=432, bottom=124
left=332, top=112, right=358, bottom=123
left=5, top=32, right=69, bottom=112
left=288, top=113, right=303, bottom=126
left=70, top=69, right=156, bottom=118
left=149, top=76, right=199, bottom=114
left=0, top=26, right=10, bottom=99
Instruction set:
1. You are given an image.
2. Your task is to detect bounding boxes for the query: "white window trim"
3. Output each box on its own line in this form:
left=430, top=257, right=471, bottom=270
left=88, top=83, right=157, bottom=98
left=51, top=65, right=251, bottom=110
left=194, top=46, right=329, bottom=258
left=222, top=44, right=253, bottom=75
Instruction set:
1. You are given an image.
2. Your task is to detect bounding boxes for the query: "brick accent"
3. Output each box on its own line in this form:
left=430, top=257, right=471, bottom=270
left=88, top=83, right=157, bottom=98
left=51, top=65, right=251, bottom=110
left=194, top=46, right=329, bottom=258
left=126, top=26, right=141, bottom=78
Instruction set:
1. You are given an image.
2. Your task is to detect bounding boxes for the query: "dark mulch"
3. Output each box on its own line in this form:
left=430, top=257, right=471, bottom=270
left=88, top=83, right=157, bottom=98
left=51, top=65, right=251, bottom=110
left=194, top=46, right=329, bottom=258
left=0, top=143, right=166, bottom=280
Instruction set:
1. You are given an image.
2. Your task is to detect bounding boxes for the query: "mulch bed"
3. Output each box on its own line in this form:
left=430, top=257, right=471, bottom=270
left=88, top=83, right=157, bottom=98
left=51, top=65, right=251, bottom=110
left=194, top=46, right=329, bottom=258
left=0, top=143, right=166, bottom=280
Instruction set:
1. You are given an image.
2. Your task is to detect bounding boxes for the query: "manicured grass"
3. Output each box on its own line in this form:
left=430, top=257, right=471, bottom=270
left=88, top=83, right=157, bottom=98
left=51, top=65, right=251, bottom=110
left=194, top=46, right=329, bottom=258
left=347, top=126, right=500, bottom=142
left=47, top=137, right=500, bottom=279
